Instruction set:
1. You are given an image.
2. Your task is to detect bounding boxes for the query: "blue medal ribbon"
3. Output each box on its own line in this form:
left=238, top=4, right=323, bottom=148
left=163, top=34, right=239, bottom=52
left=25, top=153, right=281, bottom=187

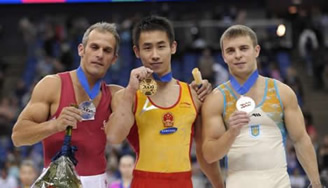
left=76, top=66, right=102, bottom=100
left=230, top=70, right=259, bottom=95
left=153, top=72, right=172, bottom=82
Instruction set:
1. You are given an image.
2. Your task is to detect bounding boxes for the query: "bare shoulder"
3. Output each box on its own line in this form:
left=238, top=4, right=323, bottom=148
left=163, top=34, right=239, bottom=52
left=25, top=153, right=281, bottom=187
left=203, top=88, right=224, bottom=110
left=274, top=79, right=297, bottom=107
left=200, top=88, right=225, bottom=123
left=39, top=74, right=61, bottom=85
left=16, top=74, right=61, bottom=124
left=109, top=86, right=136, bottom=112
left=107, top=84, right=124, bottom=96
left=109, top=86, right=130, bottom=103
left=31, top=74, right=61, bottom=102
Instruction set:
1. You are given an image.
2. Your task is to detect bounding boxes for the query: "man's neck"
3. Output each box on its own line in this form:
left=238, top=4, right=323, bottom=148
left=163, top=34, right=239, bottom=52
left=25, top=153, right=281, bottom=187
left=74, top=69, right=99, bottom=89
left=231, top=69, right=258, bottom=85
left=156, top=78, right=176, bottom=89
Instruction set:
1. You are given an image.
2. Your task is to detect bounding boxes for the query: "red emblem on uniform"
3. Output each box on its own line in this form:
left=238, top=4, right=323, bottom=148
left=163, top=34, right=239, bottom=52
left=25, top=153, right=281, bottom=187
left=163, top=112, right=174, bottom=127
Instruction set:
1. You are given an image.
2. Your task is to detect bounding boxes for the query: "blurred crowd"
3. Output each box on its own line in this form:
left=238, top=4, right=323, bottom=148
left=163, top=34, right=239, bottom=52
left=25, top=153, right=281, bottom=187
left=0, top=2, right=328, bottom=188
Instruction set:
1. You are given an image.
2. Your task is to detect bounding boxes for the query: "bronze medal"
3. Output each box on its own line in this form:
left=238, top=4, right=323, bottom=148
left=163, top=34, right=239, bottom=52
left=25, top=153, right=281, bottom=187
left=139, top=78, right=157, bottom=96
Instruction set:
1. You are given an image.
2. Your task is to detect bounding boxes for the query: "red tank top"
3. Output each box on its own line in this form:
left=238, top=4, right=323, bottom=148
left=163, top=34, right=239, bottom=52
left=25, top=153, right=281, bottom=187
left=42, top=72, right=111, bottom=176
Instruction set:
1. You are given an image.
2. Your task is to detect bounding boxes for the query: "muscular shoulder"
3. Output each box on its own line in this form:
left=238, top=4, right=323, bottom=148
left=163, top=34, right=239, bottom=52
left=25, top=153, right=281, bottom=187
left=107, top=84, right=124, bottom=96
left=39, top=74, right=61, bottom=84
left=203, top=88, right=224, bottom=113
left=31, top=74, right=61, bottom=103
left=275, top=80, right=298, bottom=108
left=108, top=85, right=133, bottom=104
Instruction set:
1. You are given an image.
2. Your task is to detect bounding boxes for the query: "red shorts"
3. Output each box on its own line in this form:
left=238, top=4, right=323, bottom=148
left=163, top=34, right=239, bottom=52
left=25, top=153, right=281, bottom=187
left=131, top=170, right=192, bottom=188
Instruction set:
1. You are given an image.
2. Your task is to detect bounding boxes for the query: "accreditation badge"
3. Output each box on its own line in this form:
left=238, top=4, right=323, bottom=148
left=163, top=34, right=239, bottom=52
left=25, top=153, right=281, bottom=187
left=139, top=78, right=157, bottom=96
left=236, top=95, right=255, bottom=114
left=79, top=101, right=96, bottom=121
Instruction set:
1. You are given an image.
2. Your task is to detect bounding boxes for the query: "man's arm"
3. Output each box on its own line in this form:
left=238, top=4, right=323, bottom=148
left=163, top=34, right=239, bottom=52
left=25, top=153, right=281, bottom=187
left=105, top=87, right=136, bottom=144
left=194, top=116, right=224, bottom=188
left=279, top=82, right=322, bottom=187
left=201, top=89, right=249, bottom=163
left=108, top=84, right=124, bottom=95
left=105, top=66, right=153, bottom=144
left=12, top=75, right=82, bottom=146
left=190, top=87, right=223, bottom=188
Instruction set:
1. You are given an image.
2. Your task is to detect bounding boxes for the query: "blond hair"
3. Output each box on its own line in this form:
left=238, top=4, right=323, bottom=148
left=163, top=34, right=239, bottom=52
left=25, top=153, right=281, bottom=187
left=220, top=25, right=258, bottom=50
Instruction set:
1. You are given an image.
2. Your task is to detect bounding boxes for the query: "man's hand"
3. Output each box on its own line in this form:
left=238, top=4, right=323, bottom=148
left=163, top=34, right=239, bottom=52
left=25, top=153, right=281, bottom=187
left=227, top=111, right=250, bottom=136
left=52, top=106, right=82, bottom=132
left=191, top=79, right=212, bottom=101
left=126, top=66, right=153, bottom=93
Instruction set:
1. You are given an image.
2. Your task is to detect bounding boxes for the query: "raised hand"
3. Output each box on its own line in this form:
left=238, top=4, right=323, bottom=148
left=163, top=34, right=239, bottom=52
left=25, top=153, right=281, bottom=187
left=228, top=111, right=250, bottom=136
left=191, top=79, right=212, bottom=102
left=126, top=66, right=153, bottom=93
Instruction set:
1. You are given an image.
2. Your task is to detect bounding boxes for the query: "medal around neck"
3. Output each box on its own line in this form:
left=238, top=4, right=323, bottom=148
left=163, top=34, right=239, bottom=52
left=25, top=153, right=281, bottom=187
left=236, top=95, right=255, bottom=114
left=139, top=78, right=158, bottom=96
left=79, top=101, right=96, bottom=121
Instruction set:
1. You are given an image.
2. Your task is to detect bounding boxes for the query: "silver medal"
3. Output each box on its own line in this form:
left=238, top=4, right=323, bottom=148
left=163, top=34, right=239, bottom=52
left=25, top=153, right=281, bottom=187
left=79, top=101, right=96, bottom=121
left=236, top=95, right=255, bottom=114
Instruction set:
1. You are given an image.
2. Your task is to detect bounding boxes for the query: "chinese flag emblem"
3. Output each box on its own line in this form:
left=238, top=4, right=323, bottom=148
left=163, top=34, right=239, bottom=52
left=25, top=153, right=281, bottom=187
left=162, top=112, right=174, bottom=127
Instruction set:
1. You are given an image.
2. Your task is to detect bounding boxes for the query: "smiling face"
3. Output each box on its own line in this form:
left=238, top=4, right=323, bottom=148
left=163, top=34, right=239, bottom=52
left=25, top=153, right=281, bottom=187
left=133, top=30, right=177, bottom=76
left=78, top=29, right=118, bottom=79
left=222, top=35, right=260, bottom=78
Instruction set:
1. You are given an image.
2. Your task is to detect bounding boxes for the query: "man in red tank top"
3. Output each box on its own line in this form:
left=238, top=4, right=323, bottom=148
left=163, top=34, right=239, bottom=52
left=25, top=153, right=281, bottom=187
left=12, top=22, right=123, bottom=188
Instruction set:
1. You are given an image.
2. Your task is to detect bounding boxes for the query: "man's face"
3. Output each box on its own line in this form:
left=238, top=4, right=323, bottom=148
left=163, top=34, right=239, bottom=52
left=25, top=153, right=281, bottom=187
left=78, top=29, right=118, bottom=79
left=222, top=35, right=260, bottom=77
left=133, top=30, right=177, bottom=76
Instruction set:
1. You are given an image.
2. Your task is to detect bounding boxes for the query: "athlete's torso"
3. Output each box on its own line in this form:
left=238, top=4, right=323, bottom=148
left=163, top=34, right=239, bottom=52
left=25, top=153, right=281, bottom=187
left=218, top=77, right=290, bottom=187
left=42, top=72, right=111, bottom=176
left=128, top=81, right=197, bottom=173
left=219, top=78, right=287, bottom=171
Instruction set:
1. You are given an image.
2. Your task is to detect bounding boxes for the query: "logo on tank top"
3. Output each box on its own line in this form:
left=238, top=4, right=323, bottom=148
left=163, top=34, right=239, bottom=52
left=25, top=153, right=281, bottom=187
left=160, top=112, right=178, bottom=135
left=250, top=125, right=260, bottom=137
left=163, top=112, right=174, bottom=127
left=251, top=113, right=261, bottom=117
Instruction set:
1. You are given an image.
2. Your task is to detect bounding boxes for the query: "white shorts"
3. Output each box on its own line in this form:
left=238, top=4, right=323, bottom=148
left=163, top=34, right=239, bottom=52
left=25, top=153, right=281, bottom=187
left=226, top=169, right=291, bottom=188
left=80, top=173, right=108, bottom=188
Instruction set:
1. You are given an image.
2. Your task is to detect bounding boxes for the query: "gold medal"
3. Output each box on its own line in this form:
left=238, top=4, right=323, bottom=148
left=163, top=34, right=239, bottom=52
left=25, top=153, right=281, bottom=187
left=139, top=78, right=157, bottom=96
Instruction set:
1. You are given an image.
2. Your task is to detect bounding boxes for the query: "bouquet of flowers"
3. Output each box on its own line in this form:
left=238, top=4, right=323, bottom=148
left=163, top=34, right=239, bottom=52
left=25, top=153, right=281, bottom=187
left=32, top=125, right=82, bottom=188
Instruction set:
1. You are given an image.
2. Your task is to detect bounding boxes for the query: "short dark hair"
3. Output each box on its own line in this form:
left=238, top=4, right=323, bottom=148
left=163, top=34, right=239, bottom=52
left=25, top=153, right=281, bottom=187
left=132, top=15, right=175, bottom=47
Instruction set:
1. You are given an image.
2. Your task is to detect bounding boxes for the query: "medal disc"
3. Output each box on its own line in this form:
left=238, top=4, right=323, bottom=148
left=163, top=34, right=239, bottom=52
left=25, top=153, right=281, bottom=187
left=236, top=95, right=255, bottom=113
left=79, top=101, right=96, bottom=120
left=139, top=78, right=158, bottom=96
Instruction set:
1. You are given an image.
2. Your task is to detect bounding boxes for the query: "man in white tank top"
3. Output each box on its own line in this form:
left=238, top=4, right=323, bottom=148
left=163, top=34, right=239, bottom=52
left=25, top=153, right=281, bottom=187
left=201, top=25, right=322, bottom=188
